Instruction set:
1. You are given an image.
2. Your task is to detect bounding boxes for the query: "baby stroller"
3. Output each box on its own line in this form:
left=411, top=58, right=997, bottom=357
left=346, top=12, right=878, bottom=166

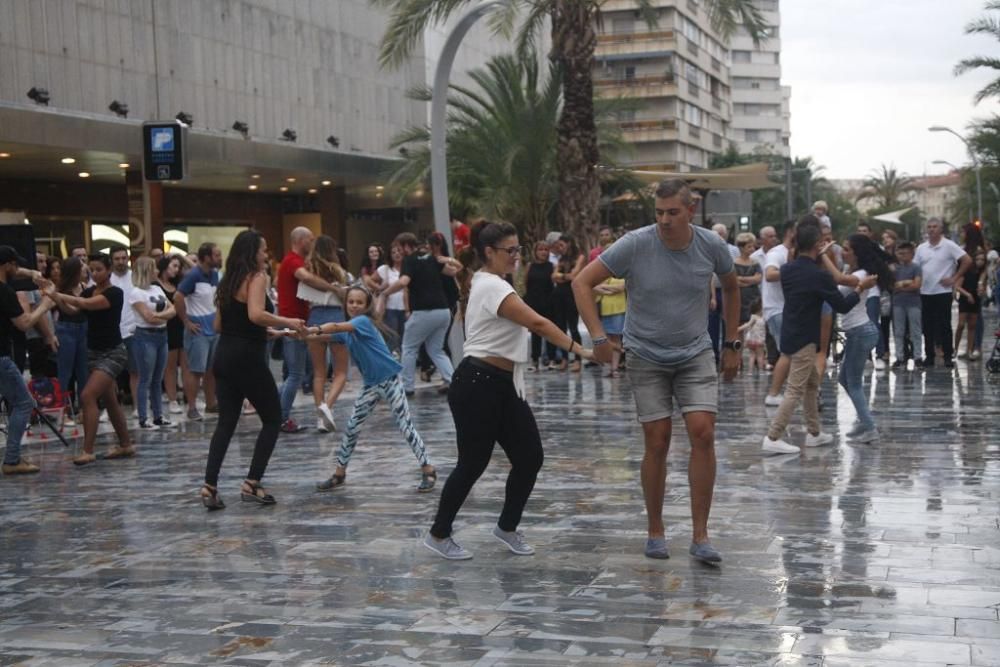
left=26, top=376, right=73, bottom=443
left=988, top=329, right=1000, bottom=374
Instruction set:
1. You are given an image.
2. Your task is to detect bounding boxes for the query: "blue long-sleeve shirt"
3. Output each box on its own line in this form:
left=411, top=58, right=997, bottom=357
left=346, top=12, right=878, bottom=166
left=779, top=256, right=860, bottom=355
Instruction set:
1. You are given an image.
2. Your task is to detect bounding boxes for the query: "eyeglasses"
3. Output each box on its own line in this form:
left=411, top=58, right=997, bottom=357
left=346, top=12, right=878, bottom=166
left=492, top=245, right=522, bottom=256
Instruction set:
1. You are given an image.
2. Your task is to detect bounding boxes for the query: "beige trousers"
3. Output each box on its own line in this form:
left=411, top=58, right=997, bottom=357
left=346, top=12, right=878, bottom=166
left=767, top=344, right=820, bottom=440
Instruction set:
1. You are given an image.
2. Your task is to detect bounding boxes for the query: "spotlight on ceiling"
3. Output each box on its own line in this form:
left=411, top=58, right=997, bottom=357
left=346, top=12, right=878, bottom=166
left=108, top=100, right=129, bottom=118
left=27, top=86, right=50, bottom=106
left=232, top=120, right=249, bottom=138
left=326, top=135, right=340, bottom=148
left=281, top=128, right=297, bottom=142
left=175, top=111, right=193, bottom=126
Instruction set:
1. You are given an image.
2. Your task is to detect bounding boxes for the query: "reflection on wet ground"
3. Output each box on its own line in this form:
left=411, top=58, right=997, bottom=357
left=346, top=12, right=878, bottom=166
left=1, top=344, right=998, bottom=665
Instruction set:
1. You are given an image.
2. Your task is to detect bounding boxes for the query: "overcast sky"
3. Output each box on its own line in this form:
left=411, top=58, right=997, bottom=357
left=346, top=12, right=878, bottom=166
left=782, top=0, right=999, bottom=179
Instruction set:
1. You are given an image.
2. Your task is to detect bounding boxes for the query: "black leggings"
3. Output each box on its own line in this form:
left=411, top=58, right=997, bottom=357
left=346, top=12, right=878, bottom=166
left=430, top=358, right=544, bottom=538
left=550, top=286, right=581, bottom=361
left=204, top=335, right=281, bottom=487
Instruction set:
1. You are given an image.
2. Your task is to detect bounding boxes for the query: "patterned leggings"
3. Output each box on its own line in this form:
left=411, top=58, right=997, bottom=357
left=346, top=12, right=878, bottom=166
left=335, top=375, right=430, bottom=468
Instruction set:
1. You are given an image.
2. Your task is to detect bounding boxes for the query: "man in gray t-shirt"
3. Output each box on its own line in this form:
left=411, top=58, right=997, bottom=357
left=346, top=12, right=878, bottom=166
left=891, top=242, right=923, bottom=368
left=573, top=179, right=741, bottom=567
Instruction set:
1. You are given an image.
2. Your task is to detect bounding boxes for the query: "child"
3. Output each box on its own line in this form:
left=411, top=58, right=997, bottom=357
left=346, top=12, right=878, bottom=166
left=312, top=286, right=436, bottom=493
left=739, top=298, right=767, bottom=372
left=892, top=242, right=923, bottom=369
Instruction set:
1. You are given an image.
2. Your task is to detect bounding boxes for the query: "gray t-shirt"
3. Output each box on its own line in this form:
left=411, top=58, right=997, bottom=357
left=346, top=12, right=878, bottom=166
left=893, top=262, right=922, bottom=308
left=600, top=224, right=734, bottom=365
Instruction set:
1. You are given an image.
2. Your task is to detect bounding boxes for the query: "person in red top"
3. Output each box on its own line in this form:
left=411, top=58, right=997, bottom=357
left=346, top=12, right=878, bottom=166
left=277, top=227, right=315, bottom=432
left=589, top=226, right=614, bottom=263
left=451, top=219, right=470, bottom=255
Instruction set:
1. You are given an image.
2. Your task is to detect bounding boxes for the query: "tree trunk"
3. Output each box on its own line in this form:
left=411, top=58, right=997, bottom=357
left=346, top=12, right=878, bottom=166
left=552, top=0, right=600, bottom=250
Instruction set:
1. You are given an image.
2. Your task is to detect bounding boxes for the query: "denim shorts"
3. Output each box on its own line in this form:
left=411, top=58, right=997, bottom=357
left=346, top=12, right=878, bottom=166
left=307, top=305, right=344, bottom=327
left=88, top=344, right=128, bottom=379
left=184, top=331, right=219, bottom=374
left=626, top=348, right=718, bottom=421
left=600, top=313, right=626, bottom=336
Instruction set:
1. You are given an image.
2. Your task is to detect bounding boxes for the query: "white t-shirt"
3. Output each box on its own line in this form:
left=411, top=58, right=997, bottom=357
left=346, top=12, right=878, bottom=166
left=110, top=270, right=134, bottom=338
left=463, top=271, right=529, bottom=364
left=915, top=238, right=966, bottom=295
left=839, top=269, right=871, bottom=330
left=750, top=247, right=767, bottom=265
left=128, top=284, right=169, bottom=329
left=376, top=265, right=404, bottom=310
left=761, top=244, right=789, bottom=321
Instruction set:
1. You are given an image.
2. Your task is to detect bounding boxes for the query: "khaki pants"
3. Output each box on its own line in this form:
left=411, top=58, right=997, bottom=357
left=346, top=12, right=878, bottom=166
left=767, top=344, right=820, bottom=440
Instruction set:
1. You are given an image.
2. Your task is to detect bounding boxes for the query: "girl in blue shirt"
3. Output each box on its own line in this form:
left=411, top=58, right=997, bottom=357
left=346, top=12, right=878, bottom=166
left=311, top=286, right=436, bottom=492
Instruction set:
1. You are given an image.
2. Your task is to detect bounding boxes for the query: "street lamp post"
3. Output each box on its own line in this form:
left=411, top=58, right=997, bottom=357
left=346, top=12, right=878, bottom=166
left=933, top=159, right=974, bottom=223
left=929, top=126, right=983, bottom=224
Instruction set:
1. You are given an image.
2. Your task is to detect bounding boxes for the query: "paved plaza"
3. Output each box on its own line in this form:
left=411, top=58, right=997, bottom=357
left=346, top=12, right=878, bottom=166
left=1, top=342, right=999, bottom=665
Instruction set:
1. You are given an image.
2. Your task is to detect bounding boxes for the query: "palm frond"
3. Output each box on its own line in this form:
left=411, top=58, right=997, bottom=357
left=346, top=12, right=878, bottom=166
left=705, top=0, right=768, bottom=45
left=963, top=15, right=1000, bottom=39
left=955, top=56, right=1000, bottom=76
left=974, top=78, right=1000, bottom=105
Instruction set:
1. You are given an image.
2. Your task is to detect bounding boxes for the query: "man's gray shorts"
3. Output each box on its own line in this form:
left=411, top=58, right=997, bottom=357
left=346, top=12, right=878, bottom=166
left=626, top=349, right=718, bottom=422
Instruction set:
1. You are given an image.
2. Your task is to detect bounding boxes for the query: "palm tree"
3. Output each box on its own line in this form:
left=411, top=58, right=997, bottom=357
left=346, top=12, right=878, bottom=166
left=371, top=0, right=767, bottom=242
left=955, top=1, right=1000, bottom=104
left=386, top=52, right=632, bottom=245
left=857, top=164, right=921, bottom=210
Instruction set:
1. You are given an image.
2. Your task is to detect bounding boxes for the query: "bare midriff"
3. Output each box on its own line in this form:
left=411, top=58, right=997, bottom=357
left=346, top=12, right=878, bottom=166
left=477, top=356, right=515, bottom=371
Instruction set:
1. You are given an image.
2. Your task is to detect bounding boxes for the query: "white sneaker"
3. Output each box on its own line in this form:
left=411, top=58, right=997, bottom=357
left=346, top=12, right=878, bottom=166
left=316, top=418, right=330, bottom=433
left=422, top=534, right=473, bottom=560
left=169, top=400, right=184, bottom=415
left=764, top=394, right=784, bottom=407
left=492, top=526, right=535, bottom=555
left=317, top=403, right=337, bottom=432
left=762, top=435, right=800, bottom=455
left=874, top=358, right=887, bottom=371
left=804, top=431, right=834, bottom=448
left=98, top=411, right=109, bottom=423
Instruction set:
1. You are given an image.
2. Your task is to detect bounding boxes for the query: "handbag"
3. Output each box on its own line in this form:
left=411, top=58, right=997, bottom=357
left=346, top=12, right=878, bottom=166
left=296, top=281, right=339, bottom=306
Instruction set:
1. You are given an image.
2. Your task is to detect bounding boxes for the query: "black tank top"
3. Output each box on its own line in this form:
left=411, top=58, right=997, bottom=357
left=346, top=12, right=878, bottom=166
left=220, top=296, right=273, bottom=342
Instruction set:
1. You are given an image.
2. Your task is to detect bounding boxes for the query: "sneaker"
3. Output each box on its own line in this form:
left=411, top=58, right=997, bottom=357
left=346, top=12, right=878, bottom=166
left=804, top=431, right=834, bottom=448
left=762, top=435, right=800, bottom=455
left=891, top=360, right=906, bottom=370
left=99, top=411, right=109, bottom=423
left=187, top=409, right=204, bottom=422
left=63, top=417, right=76, bottom=427
left=169, top=400, right=184, bottom=415
left=689, top=541, right=722, bottom=565
left=317, top=403, right=337, bottom=432
left=764, top=393, right=783, bottom=407
left=845, top=422, right=866, bottom=439
left=492, top=526, right=535, bottom=555
left=436, top=382, right=451, bottom=395
left=153, top=417, right=175, bottom=429
left=2, top=459, right=40, bottom=475
left=205, top=404, right=219, bottom=415
left=280, top=419, right=306, bottom=434
left=423, top=533, right=473, bottom=560
left=644, top=537, right=670, bottom=559
left=944, top=359, right=955, bottom=369
left=970, top=350, right=982, bottom=360
left=316, top=418, right=329, bottom=433
left=874, top=358, right=887, bottom=371
left=849, top=429, right=880, bottom=444
left=137, top=421, right=159, bottom=431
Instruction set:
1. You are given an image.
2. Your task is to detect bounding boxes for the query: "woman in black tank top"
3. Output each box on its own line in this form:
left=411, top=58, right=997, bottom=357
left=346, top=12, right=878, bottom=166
left=200, top=230, right=307, bottom=510
left=155, top=255, right=186, bottom=413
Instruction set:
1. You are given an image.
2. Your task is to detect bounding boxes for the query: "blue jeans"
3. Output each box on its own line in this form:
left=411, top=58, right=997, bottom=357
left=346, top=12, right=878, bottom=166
left=384, top=309, right=406, bottom=352
left=866, top=296, right=886, bottom=357
left=55, top=320, right=88, bottom=400
left=892, top=304, right=922, bottom=362
left=401, top=309, right=453, bottom=392
left=0, top=356, right=34, bottom=464
left=279, top=338, right=308, bottom=421
left=839, top=321, right=879, bottom=430
left=134, top=328, right=168, bottom=423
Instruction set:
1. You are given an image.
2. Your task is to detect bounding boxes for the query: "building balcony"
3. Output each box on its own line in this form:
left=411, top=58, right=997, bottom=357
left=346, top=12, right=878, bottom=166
left=619, top=118, right=679, bottom=143
left=594, top=75, right=678, bottom=99
left=595, top=30, right=677, bottom=59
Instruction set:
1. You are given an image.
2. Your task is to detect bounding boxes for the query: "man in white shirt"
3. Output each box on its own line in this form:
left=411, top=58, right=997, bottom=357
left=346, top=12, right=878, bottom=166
left=915, top=218, right=971, bottom=368
left=110, top=246, right=139, bottom=410
left=762, top=220, right=796, bottom=405
left=750, top=226, right=777, bottom=266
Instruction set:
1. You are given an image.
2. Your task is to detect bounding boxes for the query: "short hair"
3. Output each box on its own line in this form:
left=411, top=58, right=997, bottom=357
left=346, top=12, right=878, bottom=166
left=812, top=200, right=828, bottom=212
left=109, top=245, right=128, bottom=258
left=857, top=222, right=872, bottom=231
left=289, top=226, right=312, bottom=244
left=196, top=242, right=217, bottom=261
left=88, top=253, right=111, bottom=268
left=927, top=217, right=943, bottom=226
left=795, top=218, right=822, bottom=252
left=131, top=256, right=157, bottom=290
left=598, top=225, right=612, bottom=234
left=394, top=232, right=418, bottom=249
left=896, top=241, right=915, bottom=252
left=654, top=178, right=693, bottom=205
left=780, top=218, right=797, bottom=237
left=735, top=232, right=756, bottom=246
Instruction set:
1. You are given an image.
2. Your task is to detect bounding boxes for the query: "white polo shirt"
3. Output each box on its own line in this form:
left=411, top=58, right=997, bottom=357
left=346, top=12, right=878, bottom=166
left=915, top=238, right=966, bottom=296
left=761, top=244, right=789, bottom=321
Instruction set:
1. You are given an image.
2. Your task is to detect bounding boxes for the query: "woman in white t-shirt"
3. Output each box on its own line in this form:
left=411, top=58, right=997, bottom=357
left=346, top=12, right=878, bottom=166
left=129, top=257, right=176, bottom=430
left=375, top=243, right=406, bottom=348
left=837, top=235, right=891, bottom=444
left=424, top=221, right=594, bottom=561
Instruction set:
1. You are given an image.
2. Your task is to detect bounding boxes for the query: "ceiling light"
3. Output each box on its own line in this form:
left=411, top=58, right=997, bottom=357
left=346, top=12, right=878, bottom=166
left=232, top=120, right=249, bottom=138
left=78, top=172, right=90, bottom=178
left=27, top=87, right=50, bottom=105
left=281, top=128, right=297, bottom=142
left=307, top=188, right=317, bottom=194
left=176, top=111, right=193, bottom=126
left=321, top=180, right=331, bottom=186
left=108, top=100, right=129, bottom=118
left=326, top=135, right=340, bottom=148
left=376, top=185, right=384, bottom=191
left=61, top=157, right=76, bottom=164
left=286, top=177, right=296, bottom=183
left=118, top=162, right=130, bottom=169
left=251, top=174, right=261, bottom=179
left=279, top=186, right=288, bottom=192
left=0, top=153, right=10, bottom=158
left=248, top=184, right=258, bottom=191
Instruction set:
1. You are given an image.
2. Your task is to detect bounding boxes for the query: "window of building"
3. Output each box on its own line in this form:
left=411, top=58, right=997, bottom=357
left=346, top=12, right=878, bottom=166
left=732, top=50, right=751, bottom=63
left=685, top=103, right=702, bottom=127
left=745, top=129, right=760, bottom=142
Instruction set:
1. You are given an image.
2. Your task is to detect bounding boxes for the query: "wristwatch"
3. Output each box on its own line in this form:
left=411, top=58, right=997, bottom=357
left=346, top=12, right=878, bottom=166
left=591, top=337, right=609, bottom=347
left=722, top=340, right=742, bottom=352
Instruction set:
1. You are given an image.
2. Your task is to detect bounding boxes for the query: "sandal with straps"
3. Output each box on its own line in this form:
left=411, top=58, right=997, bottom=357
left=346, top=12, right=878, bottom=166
left=104, top=446, right=136, bottom=460
left=73, top=452, right=97, bottom=467
left=316, top=473, right=345, bottom=492
left=201, top=484, right=225, bottom=511
left=417, top=469, right=437, bottom=493
left=240, top=480, right=276, bottom=505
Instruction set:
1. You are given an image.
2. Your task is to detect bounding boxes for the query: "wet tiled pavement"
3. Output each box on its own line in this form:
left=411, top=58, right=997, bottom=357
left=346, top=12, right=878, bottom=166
left=1, top=337, right=999, bottom=665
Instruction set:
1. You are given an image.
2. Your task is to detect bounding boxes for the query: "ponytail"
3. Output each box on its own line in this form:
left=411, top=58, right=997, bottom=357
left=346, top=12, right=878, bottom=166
left=470, top=220, right=518, bottom=265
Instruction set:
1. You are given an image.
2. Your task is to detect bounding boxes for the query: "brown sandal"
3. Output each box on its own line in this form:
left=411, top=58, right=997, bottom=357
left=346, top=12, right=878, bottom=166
left=73, top=452, right=97, bottom=467
left=104, top=446, right=136, bottom=460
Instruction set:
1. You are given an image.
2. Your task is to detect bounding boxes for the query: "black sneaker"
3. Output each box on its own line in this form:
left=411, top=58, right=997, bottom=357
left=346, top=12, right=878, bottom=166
left=944, top=359, right=955, bottom=369
left=153, top=417, right=175, bottom=429
left=137, top=421, right=158, bottom=431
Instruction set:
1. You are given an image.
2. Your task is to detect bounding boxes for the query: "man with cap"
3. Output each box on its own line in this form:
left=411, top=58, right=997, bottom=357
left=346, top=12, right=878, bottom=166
left=0, top=247, right=58, bottom=474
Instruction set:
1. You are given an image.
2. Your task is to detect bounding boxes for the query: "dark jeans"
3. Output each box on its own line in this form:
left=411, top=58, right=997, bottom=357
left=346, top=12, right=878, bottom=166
left=384, top=308, right=406, bottom=353
left=921, top=293, right=954, bottom=364
left=708, top=287, right=722, bottom=364
left=0, top=356, right=33, bottom=465
left=56, top=320, right=88, bottom=401
left=430, top=358, right=544, bottom=539
left=530, top=333, right=551, bottom=365
left=550, top=288, right=581, bottom=362
left=205, top=335, right=281, bottom=487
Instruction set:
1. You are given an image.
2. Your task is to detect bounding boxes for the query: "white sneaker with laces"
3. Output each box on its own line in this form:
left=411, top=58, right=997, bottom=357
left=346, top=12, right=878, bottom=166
left=874, top=358, right=887, bottom=371
left=762, top=435, right=800, bottom=455
left=170, top=400, right=184, bottom=415
left=423, top=533, right=473, bottom=560
left=317, top=403, right=337, bottom=432
left=492, top=526, right=535, bottom=555
left=764, top=394, right=784, bottom=407
left=316, top=418, right=329, bottom=433
left=804, top=431, right=834, bottom=448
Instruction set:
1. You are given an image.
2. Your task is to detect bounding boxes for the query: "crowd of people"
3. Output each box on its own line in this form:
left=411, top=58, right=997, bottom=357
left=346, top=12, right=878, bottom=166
left=0, top=179, right=994, bottom=568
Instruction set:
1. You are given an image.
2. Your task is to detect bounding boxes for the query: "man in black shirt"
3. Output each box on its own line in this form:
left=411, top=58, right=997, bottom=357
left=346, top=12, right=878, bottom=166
left=0, top=246, right=57, bottom=474
left=381, top=233, right=461, bottom=396
left=760, top=221, right=876, bottom=456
